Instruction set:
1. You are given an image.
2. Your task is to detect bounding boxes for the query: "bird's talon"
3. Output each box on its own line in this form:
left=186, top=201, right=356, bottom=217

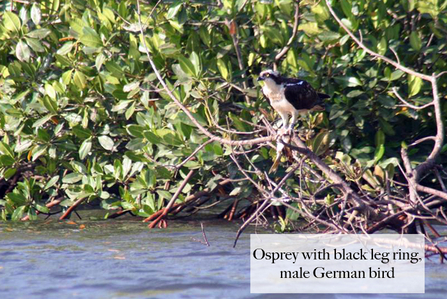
left=278, top=127, right=287, bottom=137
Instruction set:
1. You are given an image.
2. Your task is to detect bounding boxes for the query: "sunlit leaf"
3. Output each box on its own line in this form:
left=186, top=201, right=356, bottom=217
left=16, top=40, right=31, bottom=62
left=3, top=12, right=21, bottom=33
left=79, top=138, right=92, bottom=160
left=98, top=136, right=114, bottom=151
left=31, top=3, right=42, bottom=25
left=80, top=27, right=103, bottom=48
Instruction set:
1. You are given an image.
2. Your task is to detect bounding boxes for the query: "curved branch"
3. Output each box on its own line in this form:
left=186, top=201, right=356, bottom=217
left=414, top=76, right=445, bottom=179
left=392, top=87, right=433, bottom=110
left=274, top=1, right=300, bottom=69
left=325, top=0, right=432, bottom=82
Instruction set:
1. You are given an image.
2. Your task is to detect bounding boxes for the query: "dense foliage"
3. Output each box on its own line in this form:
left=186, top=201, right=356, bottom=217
left=0, top=0, right=446, bottom=223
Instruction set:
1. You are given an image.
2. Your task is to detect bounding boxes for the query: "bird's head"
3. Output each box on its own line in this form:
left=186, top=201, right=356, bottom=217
left=258, top=69, right=280, bottom=85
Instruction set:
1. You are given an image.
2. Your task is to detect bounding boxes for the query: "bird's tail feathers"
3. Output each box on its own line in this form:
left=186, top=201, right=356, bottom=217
left=311, top=94, right=329, bottom=111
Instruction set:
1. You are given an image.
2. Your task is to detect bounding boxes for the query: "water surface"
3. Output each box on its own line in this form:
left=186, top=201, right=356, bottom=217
left=0, top=219, right=446, bottom=298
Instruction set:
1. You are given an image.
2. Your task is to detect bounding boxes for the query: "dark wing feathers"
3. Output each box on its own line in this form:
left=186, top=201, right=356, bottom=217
left=283, top=80, right=321, bottom=111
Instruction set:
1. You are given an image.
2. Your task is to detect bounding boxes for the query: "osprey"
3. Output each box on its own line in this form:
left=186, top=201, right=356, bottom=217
left=258, top=70, right=329, bottom=134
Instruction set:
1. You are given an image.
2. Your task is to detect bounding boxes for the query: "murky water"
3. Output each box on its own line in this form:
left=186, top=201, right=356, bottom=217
left=0, top=219, right=446, bottom=299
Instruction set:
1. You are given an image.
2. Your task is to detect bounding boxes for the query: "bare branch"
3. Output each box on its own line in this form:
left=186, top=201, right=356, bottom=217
left=409, top=136, right=437, bottom=147
left=414, top=76, right=445, bottom=179
left=325, top=0, right=433, bottom=82
left=148, top=169, right=195, bottom=228
left=392, top=87, right=433, bottom=110
left=416, top=184, right=447, bottom=201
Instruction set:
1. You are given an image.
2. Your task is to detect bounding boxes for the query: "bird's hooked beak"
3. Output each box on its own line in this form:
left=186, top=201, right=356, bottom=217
left=258, top=76, right=265, bottom=81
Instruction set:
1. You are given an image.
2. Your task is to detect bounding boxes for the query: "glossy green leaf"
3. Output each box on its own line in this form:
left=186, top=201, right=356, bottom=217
left=98, top=136, right=114, bottom=150
left=79, top=138, right=92, bottom=159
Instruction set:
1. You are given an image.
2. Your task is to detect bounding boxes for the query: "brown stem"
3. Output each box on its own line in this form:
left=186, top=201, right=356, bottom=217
left=21, top=197, right=63, bottom=221
left=148, top=169, right=195, bottom=228
left=59, top=197, right=86, bottom=220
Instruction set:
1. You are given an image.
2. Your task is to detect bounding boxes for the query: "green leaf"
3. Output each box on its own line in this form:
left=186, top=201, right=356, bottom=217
left=0, top=142, right=14, bottom=157
left=126, top=125, right=144, bottom=138
left=190, top=52, right=201, bottom=77
left=4, top=12, right=21, bottom=33
left=79, top=138, right=92, bottom=159
left=42, top=96, right=58, bottom=114
left=33, top=115, right=54, bottom=128
left=4, top=168, right=17, bottom=180
left=105, top=61, right=124, bottom=78
left=25, top=38, right=45, bottom=52
left=409, top=32, right=422, bottom=51
left=374, top=144, right=385, bottom=163
left=157, top=129, right=183, bottom=146
left=31, top=3, right=42, bottom=25
left=125, top=102, right=136, bottom=120
left=0, top=155, right=15, bottom=167
left=16, top=40, right=31, bottom=62
left=340, top=0, right=353, bottom=18
left=167, top=1, right=182, bottom=19
left=45, top=83, right=57, bottom=99
left=143, top=131, right=162, bottom=144
left=95, top=53, right=106, bottom=71
left=72, top=125, right=92, bottom=139
left=35, top=204, right=49, bottom=213
left=80, top=27, right=102, bottom=48
left=318, top=31, right=340, bottom=42
left=74, top=70, right=87, bottom=89
left=15, top=139, right=33, bottom=153
left=63, top=173, right=83, bottom=184
left=375, top=130, right=385, bottom=146
left=178, top=56, right=196, bottom=77
left=61, top=69, right=73, bottom=85
left=57, top=42, right=74, bottom=55
left=217, top=59, right=229, bottom=80
left=408, top=75, right=422, bottom=97
left=377, top=37, right=387, bottom=55
left=98, top=135, right=114, bottom=150
left=312, top=131, right=330, bottom=156
left=27, top=28, right=51, bottom=39
left=44, top=175, right=60, bottom=190
left=12, top=206, right=26, bottom=221
left=32, top=145, right=47, bottom=161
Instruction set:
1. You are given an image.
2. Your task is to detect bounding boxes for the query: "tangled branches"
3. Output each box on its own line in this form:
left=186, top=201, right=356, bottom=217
left=134, top=0, right=447, bottom=254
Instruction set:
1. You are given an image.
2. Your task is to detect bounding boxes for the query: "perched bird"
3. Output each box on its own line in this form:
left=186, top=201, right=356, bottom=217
left=258, top=70, right=329, bottom=173
left=258, top=70, right=329, bottom=135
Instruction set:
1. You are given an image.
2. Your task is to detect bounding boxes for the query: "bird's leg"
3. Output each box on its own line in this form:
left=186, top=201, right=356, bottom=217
left=286, top=111, right=299, bottom=136
left=278, top=112, right=289, bottom=136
